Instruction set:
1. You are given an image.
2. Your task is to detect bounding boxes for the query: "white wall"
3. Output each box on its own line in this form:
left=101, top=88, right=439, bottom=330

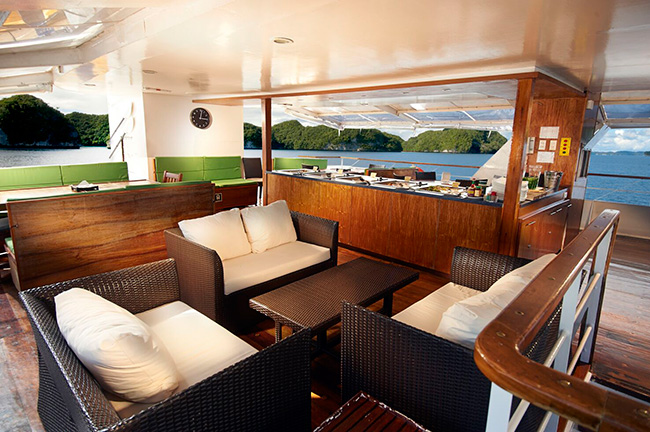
left=106, top=67, right=149, bottom=180
left=143, top=93, right=243, bottom=158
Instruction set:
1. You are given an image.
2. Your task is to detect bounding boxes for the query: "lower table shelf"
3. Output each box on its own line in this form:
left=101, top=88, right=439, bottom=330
left=314, top=391, right=429, bottom=432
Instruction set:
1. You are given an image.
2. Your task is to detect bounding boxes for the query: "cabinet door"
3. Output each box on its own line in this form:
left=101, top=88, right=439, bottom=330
left=518, top=216, right=542, bottom=259
left=517, top=200, right=570, bottom=259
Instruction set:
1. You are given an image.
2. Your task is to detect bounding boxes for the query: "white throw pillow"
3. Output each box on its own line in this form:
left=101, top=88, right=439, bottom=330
left=55, top=288, right=179, bottom=403
left=435, top=253, right=555, bottom=348
left=178, top=208, right=251, bottom=260
left=240, top=200, right=297, bottom=253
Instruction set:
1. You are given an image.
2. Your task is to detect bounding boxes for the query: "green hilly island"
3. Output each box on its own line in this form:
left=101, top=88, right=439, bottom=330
left=0, top=94, right=507, bottom=153
left=244, top=121, right=507, bottom=153
left=0, top=95, right=108, bottom=148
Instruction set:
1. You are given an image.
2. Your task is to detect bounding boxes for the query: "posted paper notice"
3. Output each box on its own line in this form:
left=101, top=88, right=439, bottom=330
left=539, top=126, right=560, bottom=139
left=537, top=151, right=555, bottom=163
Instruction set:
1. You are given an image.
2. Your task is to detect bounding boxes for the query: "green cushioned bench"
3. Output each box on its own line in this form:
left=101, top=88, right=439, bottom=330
left=0, top=165, right=64, bottom=190
left=154, top=156, right=257, bottom=187
left=0, top=162, right=129, bottom=191
left=273, top=157, right=328, bottom=170
left=153, top=157, right=205, bottom=182
left=60, top=162, right=128, bottom=185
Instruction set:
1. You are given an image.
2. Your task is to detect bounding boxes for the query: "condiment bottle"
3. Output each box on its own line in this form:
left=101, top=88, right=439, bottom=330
left=467, top=181, right=476, bottom=197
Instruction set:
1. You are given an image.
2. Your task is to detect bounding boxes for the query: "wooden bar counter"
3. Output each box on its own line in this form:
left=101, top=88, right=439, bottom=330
left=268, top=172, right=569, bottom=274
left=268, top=172, right=503, bottom=274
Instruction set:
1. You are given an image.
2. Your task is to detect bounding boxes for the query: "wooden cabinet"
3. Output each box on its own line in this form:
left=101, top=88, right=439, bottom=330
left=517, top=200, right=571, bottom=259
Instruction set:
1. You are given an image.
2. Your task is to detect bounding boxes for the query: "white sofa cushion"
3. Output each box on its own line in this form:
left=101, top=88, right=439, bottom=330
left=435, top=253, right=556, bottom=348
left=55, top=288, right=179, bottom=403
left=108, top=301, right=258, bottom=418
left=223, top=241, right=330, bottom=295
left=240, top=200, right=297, bottom=253
left=393, top=282, right=481, bottom=334
left=178, top=208, right=251, bottom=260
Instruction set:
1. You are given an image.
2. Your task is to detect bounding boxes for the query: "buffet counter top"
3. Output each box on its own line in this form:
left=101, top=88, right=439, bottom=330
left=270, top=169, right=566, bottom=209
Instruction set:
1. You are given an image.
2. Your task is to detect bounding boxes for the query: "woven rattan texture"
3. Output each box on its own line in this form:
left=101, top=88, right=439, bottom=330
left=341, top=247, right=562, bottom=432
left=165, top=211, right=339, bottom=330
left=20, top=260, right=312, bottom=432
left=342, top=302, right=491, bottom=431
left=165, top=228, right=223, bottom=323
left=450, top=246, right=532, bottom=292
left=290, top=211, right=339, bottom=264
left=250, top=257, right=418, bottom=333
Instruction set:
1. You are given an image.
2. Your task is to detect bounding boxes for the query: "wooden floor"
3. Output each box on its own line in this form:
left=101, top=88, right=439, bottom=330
left=0, top=236, right=648, bottom=431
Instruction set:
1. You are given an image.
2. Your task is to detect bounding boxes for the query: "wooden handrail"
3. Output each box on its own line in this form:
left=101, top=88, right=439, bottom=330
left=474, top=209, right=650, bottom=431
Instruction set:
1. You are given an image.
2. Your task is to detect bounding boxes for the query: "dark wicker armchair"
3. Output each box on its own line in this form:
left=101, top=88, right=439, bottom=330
left=165, top=211, right=338, bottom=330
left=20, top=259, right=311, bottom=432
left=341, top=247, right=559, bottom=432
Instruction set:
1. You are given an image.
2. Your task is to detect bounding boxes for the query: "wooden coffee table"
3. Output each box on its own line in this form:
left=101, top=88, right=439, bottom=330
left=249, top=257, right=419, bottom=344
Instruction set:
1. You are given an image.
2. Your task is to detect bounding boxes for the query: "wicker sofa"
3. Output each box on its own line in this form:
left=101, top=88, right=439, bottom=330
left=165, top=210, right=338, bottom=330
left=341, top=247, right=560, bottom=432
left=20, top=259, right=311, bottom=432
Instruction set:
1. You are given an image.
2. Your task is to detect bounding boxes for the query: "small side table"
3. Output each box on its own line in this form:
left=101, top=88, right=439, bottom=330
left=314, top=391, right=429, bottom=432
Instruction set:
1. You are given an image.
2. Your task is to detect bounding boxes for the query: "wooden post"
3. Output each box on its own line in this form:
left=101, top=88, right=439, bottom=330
left=261, top=98, right=272, bottom=205
left=498, top=78, right=534, bottom=255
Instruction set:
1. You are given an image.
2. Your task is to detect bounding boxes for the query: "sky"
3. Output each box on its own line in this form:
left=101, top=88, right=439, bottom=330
left=3, top=88, right=649, bottom=152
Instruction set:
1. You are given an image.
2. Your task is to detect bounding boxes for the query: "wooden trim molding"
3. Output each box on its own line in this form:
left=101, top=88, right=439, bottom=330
left=261, top=98, right=272, bottom=205
left=498, top=78, right=535, bottom=256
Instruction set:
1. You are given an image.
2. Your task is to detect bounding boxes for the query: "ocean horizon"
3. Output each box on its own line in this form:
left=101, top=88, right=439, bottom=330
left=1, top=147, right=648, bottom=207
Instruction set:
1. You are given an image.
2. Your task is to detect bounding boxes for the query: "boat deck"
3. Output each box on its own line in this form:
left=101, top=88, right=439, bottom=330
left=0, top=235, right=648, bottom=431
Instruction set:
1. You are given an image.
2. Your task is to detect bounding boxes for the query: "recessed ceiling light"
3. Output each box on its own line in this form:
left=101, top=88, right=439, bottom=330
left=272, top=36, right=294, bottom=44
left=142, top=69, right=158, bottom=75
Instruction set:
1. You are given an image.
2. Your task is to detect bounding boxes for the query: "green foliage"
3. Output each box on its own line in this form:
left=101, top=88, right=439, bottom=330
left=65, top=112, right=109, bottom=146
left=244, top=122, right=262, bottom=148
left=403, top=129, right=507, bottom=153
left=244, top=121, right=404, bottom=152
left=0, top=95, right=80, bottom=147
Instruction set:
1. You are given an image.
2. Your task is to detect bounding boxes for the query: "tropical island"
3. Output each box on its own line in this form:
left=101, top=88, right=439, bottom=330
left=0, top=95, right=109, bottom=149
left=1, top=94, right=508, bottom=154
left=245, top=120, right=507, bottom=153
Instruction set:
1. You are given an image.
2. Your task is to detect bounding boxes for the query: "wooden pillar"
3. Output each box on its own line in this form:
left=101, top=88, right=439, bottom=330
left=498, top=78, right=535, bottom=255
left=261, top=98, right=272, bottom=205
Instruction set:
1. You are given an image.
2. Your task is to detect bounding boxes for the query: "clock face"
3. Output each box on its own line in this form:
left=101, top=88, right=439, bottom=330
left=190, top=107, right=212, bottom=129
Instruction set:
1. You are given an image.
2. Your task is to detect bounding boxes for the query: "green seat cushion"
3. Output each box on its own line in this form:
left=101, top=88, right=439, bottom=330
left=203, top=156, right=242, bottom=181
left=0, top=165, right=63, bottom=190
left=154, top=157, right=204, bottom=182
left=273, top=158, right=328, bottom=170
left=60, top=162, right=129, bottom=185
left=4, top=237, right=13, bottom=254
left=212, top=179, right=258, bottom=187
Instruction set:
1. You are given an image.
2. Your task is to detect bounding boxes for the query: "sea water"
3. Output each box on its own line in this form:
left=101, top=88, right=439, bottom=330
left=1, top=147, right=647, bottom=206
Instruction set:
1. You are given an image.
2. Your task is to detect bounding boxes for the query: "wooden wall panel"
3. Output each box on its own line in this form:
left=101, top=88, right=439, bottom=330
left=526, top=96, right=587, bottom=189
left=347, top=187, right=392, bottom=256
left=317, top=182, right=353, bottom=244
left=8, top=183, right=214, bottom=290
left=267, top=173, right=293, bottom=204
left=387, top=193, right=437, bottom=269
left=436, top=201, right=501, bottom=273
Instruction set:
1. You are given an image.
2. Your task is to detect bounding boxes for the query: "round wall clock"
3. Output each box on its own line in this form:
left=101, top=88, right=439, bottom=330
left=190, top=107, right=212, bottom=129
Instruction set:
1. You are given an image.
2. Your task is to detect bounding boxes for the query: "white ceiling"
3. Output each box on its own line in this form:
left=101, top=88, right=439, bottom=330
left=1, top=0, right=650, bottom=128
